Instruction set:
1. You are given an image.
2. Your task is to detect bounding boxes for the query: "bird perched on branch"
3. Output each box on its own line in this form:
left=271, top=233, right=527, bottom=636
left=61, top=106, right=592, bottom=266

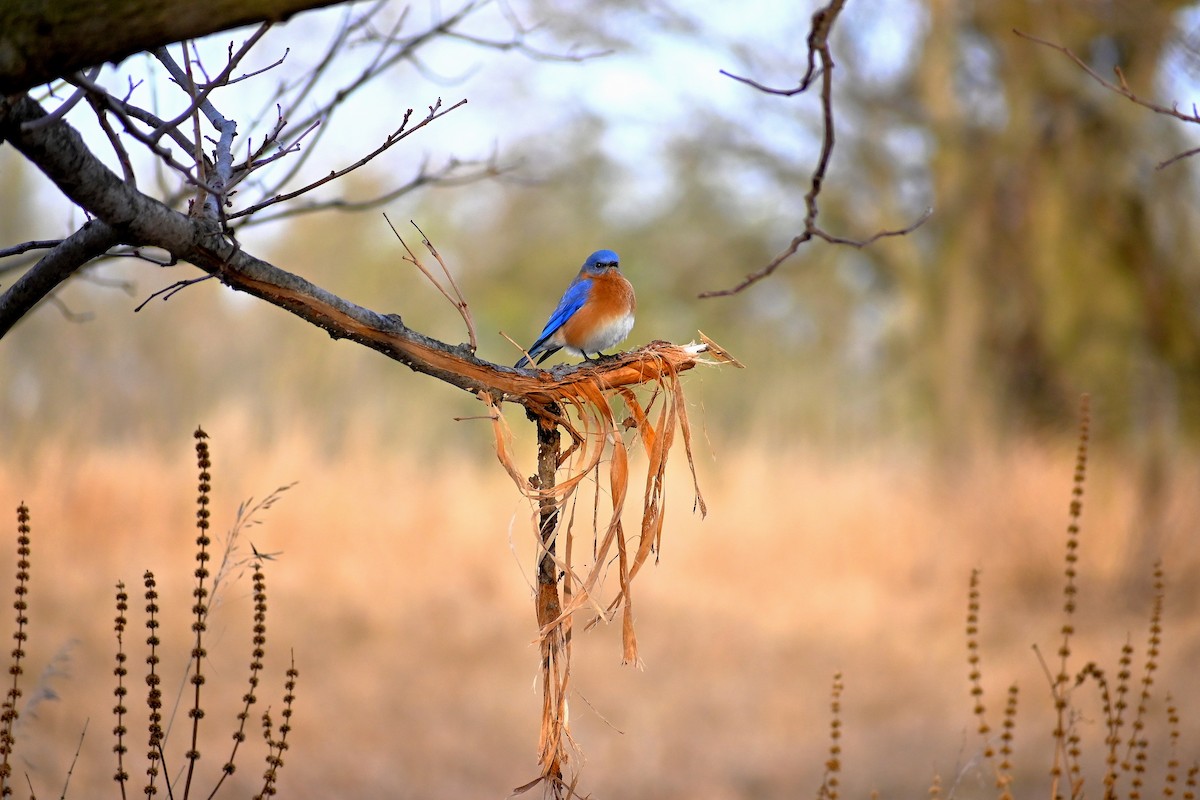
left=514, top=249, right=636, bottom=368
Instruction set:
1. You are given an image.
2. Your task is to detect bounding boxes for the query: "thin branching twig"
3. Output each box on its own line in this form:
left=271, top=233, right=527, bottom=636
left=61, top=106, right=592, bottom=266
left=1014, top=29, right=1200, bottom=169
left=227, top=98, right=468, bottom=220
left=384, top=218, right=478, bottom=352
left=702, top=0, right=930, bottom=296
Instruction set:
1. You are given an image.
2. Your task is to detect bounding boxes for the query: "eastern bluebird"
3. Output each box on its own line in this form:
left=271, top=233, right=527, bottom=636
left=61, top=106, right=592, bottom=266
left=514, top=249, right=636, bottom=368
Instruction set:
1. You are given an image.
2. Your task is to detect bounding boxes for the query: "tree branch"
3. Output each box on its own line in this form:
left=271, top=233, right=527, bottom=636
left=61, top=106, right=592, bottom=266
left=0, top=220, right=121, bottom=337
left=385, top=215, right=478, bottom=353
left=701, top=0, right=929, bottom=297
left=226, top=98, right=468, bottom=221
left=150, top=26, right=265, bottom=139
left=65, top=70, right=225, bottom=197
left=0, top=240, right=63, bottom=261
left=1014, top=28, right=1200, bottom=169
left=17, top=66, right=102, bottom=132
left=86, top=93, right=138, bottom=184
left=236, top=154, right=500, bottom=227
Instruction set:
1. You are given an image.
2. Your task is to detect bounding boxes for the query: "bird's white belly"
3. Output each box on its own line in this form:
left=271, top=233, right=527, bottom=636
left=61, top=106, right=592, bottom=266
left=565, top=312, right=635, bottom=355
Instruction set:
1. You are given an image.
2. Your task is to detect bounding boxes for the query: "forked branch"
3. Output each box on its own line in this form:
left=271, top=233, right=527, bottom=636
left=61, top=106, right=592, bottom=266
left=384, top=215, right=478, bottom=353
left=226, top=98, right=469, bottom=221
left=702, top=0, right=929, bottom=297
left=1014, top=28, right=1200, bottom=169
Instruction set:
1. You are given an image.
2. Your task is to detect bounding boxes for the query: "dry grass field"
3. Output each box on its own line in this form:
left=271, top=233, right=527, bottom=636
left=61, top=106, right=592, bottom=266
left=1, top=419, right=1198, bottom=799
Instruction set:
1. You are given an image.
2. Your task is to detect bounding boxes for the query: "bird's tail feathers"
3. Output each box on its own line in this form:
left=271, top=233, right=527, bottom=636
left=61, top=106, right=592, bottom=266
left=515, top=343, right=563, bottom=369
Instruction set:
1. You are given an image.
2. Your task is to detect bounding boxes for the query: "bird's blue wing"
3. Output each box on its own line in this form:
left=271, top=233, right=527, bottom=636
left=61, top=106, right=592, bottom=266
left=531, top=278, right=592, bottom=347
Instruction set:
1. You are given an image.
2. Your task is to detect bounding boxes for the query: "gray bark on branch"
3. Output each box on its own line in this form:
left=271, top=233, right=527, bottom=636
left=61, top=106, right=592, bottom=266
left=0, top=0, right=341, bottom=94
left=0, top=221, right=121, bottom=336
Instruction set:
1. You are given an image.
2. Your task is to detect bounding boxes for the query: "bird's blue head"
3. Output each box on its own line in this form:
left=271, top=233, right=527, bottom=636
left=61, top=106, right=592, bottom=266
left=581, top=249, right=620, bottom=274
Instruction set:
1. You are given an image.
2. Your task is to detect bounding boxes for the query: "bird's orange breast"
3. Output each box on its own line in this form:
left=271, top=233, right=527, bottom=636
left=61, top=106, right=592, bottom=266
left=559, top=270, right=636, bottom=351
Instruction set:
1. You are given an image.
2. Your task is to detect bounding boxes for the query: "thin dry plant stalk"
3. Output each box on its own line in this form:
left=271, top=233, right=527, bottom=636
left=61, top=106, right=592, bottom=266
left=495, top=338, right=733, bottom=795
left=384, top=214, right=478, bottom=353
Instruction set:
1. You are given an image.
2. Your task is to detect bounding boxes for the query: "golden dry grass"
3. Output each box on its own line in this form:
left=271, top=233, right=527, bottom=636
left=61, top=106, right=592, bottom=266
left=1, top=421, right=1198, bottom=799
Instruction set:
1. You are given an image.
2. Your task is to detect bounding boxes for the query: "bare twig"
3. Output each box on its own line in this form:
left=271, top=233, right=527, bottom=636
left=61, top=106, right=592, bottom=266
left=91, top=91, right=196, bottom=155
left=211, top=0, right=555, bottom=224
left=133, top=274, right=217, bottom=312
left=501, top=330, right=535, bottom=367
left=226, top=115, right=316, bottom=194
left=272, top=4, right=471, bottom=151
left=65, top=71, right=225, bottom=197
left=179, top=41, right=212, bottom=216
left=384, top=215, right=477, bottom=352
left=1014, top=28, right=1200, bottom=169
left=86, top=94, right=138, bottom=184
left=287, top=5, right=373, bottom=112
left=0, top=240, right=62, bottom=260
left=718, top=0, right=835, bottom=99
left=154, top=39, right=245, bottom=219
left=703, top=207, right=932, bottom=299
left=102, top=247, right=178, bottom=268
left=227, top=98, right=468, bottom=220
left=149, top=24, right=269, bottom=141
left=230, top=2, right=448, bottom=210
left=19, top=66, right=103, bottom=131
left=701, top=0, right=929, bottom=297
left=204, top=46, right=289, bottom=88
left=441, top=29, right=611, bottom=62
left=247, top=2, right=379, bottom=147
left=237, top=154, right=499, bottom=227
left=1157, top=145, right=1200, bottom=169
left=120, top=75, right=143, bottom=104
left=1013, top=29, right=1200, bottom=124
left=58, top=720, right=88, bottom=800
left=0, top=221, right=120, bottom=337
